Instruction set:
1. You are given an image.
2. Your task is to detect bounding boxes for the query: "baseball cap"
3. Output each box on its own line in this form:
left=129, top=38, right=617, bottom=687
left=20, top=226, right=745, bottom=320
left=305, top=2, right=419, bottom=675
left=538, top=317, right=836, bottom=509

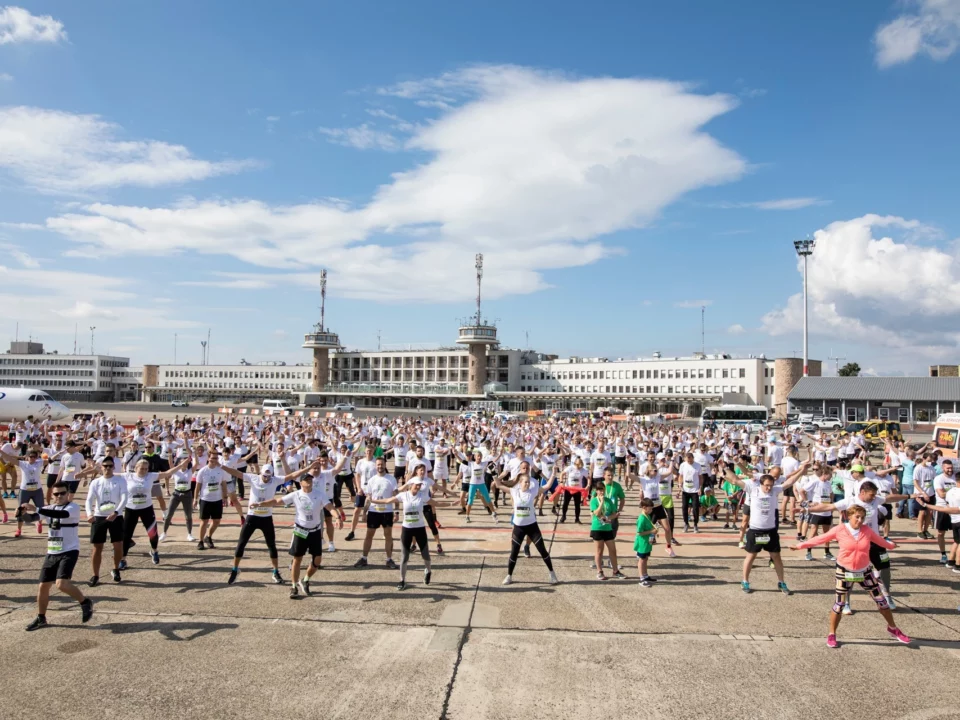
left=851, top=464, right=865, bottom=473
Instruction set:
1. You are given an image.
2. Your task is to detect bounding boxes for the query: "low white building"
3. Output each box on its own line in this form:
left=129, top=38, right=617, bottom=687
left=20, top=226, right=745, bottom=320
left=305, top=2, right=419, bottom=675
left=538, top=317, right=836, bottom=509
left=142, top=361, right=314, bottom=402
left=0, top=341, right=132, bottom=402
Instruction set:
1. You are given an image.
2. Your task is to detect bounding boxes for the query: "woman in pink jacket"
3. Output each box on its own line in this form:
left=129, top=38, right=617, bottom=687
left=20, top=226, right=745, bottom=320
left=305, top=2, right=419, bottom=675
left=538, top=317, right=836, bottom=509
left=790, top=504, right=911, bottom=648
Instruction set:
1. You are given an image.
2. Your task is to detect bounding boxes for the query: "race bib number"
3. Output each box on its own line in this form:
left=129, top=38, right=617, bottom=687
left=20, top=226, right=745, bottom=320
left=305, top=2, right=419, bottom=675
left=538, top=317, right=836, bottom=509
left=758, top=497, right=771, bottom=512
left=47, top=537, right=63, bottom=553
left=206, top=482, right=220, bottom=492
left=292, top=527, right=309, bottom=539
left=754, top=534, right=770, bottom=545
left=132, top=493, right=147, bottom=504
left=404, top=511, right=420, bottom=524
left=372, top=503, right=388, bottom=513
left=844, top=571, right=865, bottom=583
left=659, top=481, right=670, bottom=494
left=515, top=507, right=531, bottom=519
left=99, top=502, right=116, bottom=514
left=683, top=481, right=694, bottom=492
left=25, top=481, right=39, bottom=491
left=303, top=514, right=314, bottom=523
left=879, top=552, right=890, bottom=563
left=252, top=505, right=270, bottom=516
left=174, top=482, right=190, bottom=492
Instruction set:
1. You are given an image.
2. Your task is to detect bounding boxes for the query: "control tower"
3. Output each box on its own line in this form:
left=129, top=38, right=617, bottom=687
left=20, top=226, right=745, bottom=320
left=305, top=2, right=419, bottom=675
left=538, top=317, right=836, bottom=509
left=302, top=269, right=341, bottom=392
left=456, top=253, right=498, bottom=395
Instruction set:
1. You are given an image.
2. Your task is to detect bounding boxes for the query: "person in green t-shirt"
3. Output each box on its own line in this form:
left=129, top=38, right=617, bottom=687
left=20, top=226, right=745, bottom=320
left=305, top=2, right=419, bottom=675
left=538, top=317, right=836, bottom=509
left=634, top=499, right=658, bottom=587
left=589, top=482, right=624, bottom=581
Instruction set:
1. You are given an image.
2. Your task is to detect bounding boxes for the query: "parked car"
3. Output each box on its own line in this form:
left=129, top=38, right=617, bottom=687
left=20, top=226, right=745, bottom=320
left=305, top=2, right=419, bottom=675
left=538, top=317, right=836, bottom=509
left=333, top=402, right=356, bottom=412
left=811, top=416, right=844, bottom=431
left=787, top=421, right=817, bottom=433
left=171, top=400, right=189, bottom=408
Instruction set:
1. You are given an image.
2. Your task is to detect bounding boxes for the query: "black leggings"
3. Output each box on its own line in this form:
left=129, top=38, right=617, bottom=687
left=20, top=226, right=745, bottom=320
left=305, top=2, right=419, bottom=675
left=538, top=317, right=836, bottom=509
left=508, top=523, right=553, bottom=575
left=423, top=504, right=440, bottom=539
left=400, top=526, right=431, bottom=580
left=123, top=506, right=158, bottom=556
left=682, top=492, right=700, bottom=527
left=234, top=515, right=278, bottom=559
left=561, top=491, right=581, bottom=521
left=334, top=475, right=355, bottom=509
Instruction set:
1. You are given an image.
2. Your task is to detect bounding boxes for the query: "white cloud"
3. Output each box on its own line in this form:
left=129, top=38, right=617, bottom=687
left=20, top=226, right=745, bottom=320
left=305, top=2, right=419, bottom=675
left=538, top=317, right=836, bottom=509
left=42, top=64, right=747, bottom=303
left=710, top=197, right=828, bottom=210
left=0, top=242, right=39, bottom=268
left=0, top=72, right=11, bottom=82
left=761, top=214, right=960, bottom=358
left=0, top=6, right=66, bottom=45
left=316, top=123, right=400, bottom=151
left=875, top=0, right=960, bottom=67
left=0, top=106, right=253, bottom=194
left=675, top=300, right=714, bottom=308
left=727, top=324, right=746, bottom=335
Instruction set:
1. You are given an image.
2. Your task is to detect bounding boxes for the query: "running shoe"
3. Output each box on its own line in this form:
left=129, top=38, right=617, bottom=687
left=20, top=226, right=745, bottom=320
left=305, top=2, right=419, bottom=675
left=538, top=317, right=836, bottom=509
left=14, top=528, right=22, bottom=538
left=299, top=579, right=311, bottom=596
left=436, top=544, right=444, bottom=555
left=796, top=533, right=804, bottom=542
left=949, top=561, right=957, bottom=569
left=118, top=559, right=128, bottom=571
left=640, top=578, right=653, bottom=588
left=842, top=603, right=853, bottom=615
left=886, top=626, right=911, bottom=644
left=89, top=575, right=100, bottom=588
left=353, top=557, right=368, bottom=568
left=723, top=523, right=730, bottom=529
left=345, top=531, right=355, bottom=541
left=804, top=551, right=813, bottom=561
left=523, top=544, right=531, bottom=558
left=768, top=559, right=775, bottom=569
left=683, top=525, right=690, bottom=533
left=778, top=581, right=793, bottom=596
left=186, top=534, right=196, bottom=542
left=558, top=516, right=566, bottom=523
left=151, top=551, right=160, bottom=565
left=596, top=573, right=608, bottom=581
left=457, top=509, right=466, bottom=515
left=80, top=599, right=93, bottom=623
left=886, top=595, right=897, bottom=610
left=385, top=558, right=398, bottom=569
left=952, top=567, right=960, bottom=575
left=197, top=540, right=206, bottom=551
left=692, top=527, right=700, bottom=534
left=823, top=551, right=835, bottom=561
left=158, top=532, right=167, bottom=543
left=574, top=519, right=582, bottom=524
left=492, top=513, right=499, bottom=524
left=548, top=571, right=559, bottom=585
left=26, top=615, right=48, bottom=631
left=589, top=562, right=597, bottom=569
left=741, top=581, right=752, bottom=594
left=666, top=547, right=676, bottom=558
left=227, top=569, right=238, bottom=585
left=424, top=569, right=432, bottom=585
left=205, top=536, right=215, bottom=549
left=327, top=542, right=336, bottom=553
left=465, top=515, right=472, bottom=523
left=111, top=569, right=121, bottom=583
left=613, top=570, right=627, bottom=579
left=826, top=634, right=838, bottom=649
left=36, top=521, right=43, bottom=534
left=923, top=530, right=933, bottom=539
left=397, top=580, right=407, bottom=591
left=289, top=585, right=299, bottom=599
left=502, top=575, right=513, bottom=586
left=737, top=540, right=745, bottom=549
left=940, top=554, right=949, bottom=565
left=672, top=538, right=682, bottom=546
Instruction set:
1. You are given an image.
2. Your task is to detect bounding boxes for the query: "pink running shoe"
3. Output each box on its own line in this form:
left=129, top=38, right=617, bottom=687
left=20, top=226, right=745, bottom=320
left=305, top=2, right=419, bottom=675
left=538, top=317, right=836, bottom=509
left=666, top=547, right=676, bottom=558
left=36, top=521, right=43, bottom=533
left=826, top=634, right=838, bottom=649
left=887, top=627, right=911, bottom=644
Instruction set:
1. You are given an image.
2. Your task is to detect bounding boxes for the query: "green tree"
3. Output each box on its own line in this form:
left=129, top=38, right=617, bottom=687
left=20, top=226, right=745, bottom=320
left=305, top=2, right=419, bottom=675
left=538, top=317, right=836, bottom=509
left=838, top=362, right=861, bottom=377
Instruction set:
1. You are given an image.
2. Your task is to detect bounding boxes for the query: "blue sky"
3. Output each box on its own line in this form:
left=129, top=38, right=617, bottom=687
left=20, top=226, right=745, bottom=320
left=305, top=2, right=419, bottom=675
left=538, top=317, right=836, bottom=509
left=1, top=1, right=959, bottom=374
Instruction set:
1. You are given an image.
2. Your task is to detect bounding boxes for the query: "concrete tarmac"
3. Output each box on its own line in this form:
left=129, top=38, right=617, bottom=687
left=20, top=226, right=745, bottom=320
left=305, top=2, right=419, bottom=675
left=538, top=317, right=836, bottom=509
left=1, top=479, right=958, bottom=720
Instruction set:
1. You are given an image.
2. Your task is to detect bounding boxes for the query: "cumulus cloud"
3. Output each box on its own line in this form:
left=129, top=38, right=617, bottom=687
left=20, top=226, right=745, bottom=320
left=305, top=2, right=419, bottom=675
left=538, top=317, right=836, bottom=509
left=0, top=72, right=11, bottom=82
left=875, top=0, right=960, bottom=67
left=0, top=106, right=253, bottom=193
left=40, top=64, right=748, bottom=303
left=316, top=123, right=400, bottom=151
left=761, top=214, right=960, bottom=357
left=0, top=6, right=66, bottom=45
left=727, top=324, right=746, bottom=335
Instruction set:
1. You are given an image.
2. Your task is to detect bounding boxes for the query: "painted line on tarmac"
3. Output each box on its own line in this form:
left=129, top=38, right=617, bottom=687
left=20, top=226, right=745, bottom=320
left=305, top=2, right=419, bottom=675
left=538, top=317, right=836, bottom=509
left=439, top=556, right=484, bottom=720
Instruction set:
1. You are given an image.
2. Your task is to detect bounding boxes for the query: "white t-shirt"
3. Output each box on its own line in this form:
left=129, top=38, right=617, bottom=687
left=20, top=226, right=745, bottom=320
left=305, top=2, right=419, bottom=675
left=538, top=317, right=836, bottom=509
left=945, top=486, right=960, bottom=525
left=281, top=487, right=329, bottom=530
left=196, top=465, right=229, bottom=502
left=398, top=489, right=428, bottom=529
left=834, top=496, right=887, bottom=535
left=510, top=483, right=540, bottom=527
left=366, top=473, right=398, bottom=513
left=679, top=462, right=702, bottom=494
left=244, top=474, right=282, bottom=518
left=123, top=471, right=159, bottom=510
left=744, top=479, right=784, bottom=531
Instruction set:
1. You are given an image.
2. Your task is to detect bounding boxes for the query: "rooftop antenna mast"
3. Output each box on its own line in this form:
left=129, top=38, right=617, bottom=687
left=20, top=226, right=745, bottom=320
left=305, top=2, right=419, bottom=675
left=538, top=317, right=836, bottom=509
left=828, top=349, right=846, bottom=376
left=320, top=268, right=328, bottom=332
left=475, top=253, right=483, bottom=326
left=701, top=305, right=705, bottom=355
left=89, top=326, right=96, bottom=355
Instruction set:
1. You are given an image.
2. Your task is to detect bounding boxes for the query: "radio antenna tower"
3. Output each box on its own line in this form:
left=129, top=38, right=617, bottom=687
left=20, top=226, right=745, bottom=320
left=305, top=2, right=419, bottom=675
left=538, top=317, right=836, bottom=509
left=475, top=253, right=483, bottom=326
left=320, top=269, right=328, bottom=332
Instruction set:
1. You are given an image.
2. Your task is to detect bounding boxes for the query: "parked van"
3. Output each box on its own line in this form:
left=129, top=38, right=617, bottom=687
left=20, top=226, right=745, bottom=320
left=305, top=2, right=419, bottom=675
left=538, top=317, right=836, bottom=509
left=933, top=413, right=960, bottom=460
left=262, top=399, right=295, bottom=413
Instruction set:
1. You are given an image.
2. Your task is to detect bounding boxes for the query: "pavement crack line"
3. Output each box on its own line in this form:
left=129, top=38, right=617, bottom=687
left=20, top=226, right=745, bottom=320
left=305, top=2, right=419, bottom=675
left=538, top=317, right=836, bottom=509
left=439, top=555, right=484, bottom=720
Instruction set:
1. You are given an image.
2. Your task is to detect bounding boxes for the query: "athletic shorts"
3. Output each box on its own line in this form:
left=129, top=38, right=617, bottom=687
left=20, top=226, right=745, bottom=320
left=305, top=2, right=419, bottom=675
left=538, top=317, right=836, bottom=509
left=615, top=457, right=626, bottom=466
left=91, top=515, right=124, bottom=544
left=743, top=504, right=751, bottom=517
left=40, top=549, right=79, bottom=583
left=393, top=465, right=406, bottom=480
left=590, top=529, right=615, bottom=542
left=225, top=479, right=237, bottom=495
left=18, top=488, right=44, bottom=508
left=199, top=500, right=223, bottom=520
left=744, top=528, right=781, bottom=554
left=651, top=505, right=667, bottom=523
left=869, top=542, right=891, bottom=570
left=366, top=511, right=394, bottom=529
left=323, top=508, right=332, bottom=519
left=783, top=486, right=794, bottom=498
left=355, top=492, right=367, bottom=509
left=46, top=474, right=59, bottom=489
left=434, top=465, right=449, bottom=480
left=336, top=474, right=356, bottom=496
left=467, top=484, right=491, bottom=505
left=827, top=459, right=837, bottom=467
left=936, top=511, right=953, bottom=533
left=289, top=527, right=324, bottom=558
left=151, top=483, right=164, bottom=498
left=809, top=515, right=833, bottom=527
left=635, top=551, right=650, bottom=559
left=951, top=523, right=960, bottom=545
left=461, top=482, right=470, bottom=494
left=65, top=480, right=79, bottom=494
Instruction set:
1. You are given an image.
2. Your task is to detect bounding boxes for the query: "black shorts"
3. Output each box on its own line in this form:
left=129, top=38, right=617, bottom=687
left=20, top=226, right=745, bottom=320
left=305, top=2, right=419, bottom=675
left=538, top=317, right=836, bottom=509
left=651, top=505, right=667, bottom=523
left=590, top=529, right=615, bottom=542
left=936, top=511, right=953, bottom=533
left=744, top=528, right=781, bottom=554
left=289, top=527, right=324, bottom=558
left=366, top=511, right=394, bottom=529
left=323, top=508, right=332, bottom=519
left=393, top=465, right=406, bottom=480
left=461, top=482, right=469, bottom=494
left=869, top=542, right=891, bottom=570
left=65, top=480, right=79, bottom=494
left=743, top=504, right=751, bottom=517
left=199, top=499, right=223, bottom=520
left=615, top=457, right=626, bottom=466
left=46, top=474, right=59, bottom=489
left=354, top=492, right=367, bottom=509
left=783, top=486, right=795, bottom=498
left=90, top=515, right=124, bottom=544
left=40, top=550, right=79, bottom=583
left=809, top=515, right=833, bottom=527
left=951, top=523, right=960, bottom=545
left=336, top=473, right=356, bottom=496
left=611, top=518, right=620, bottom=538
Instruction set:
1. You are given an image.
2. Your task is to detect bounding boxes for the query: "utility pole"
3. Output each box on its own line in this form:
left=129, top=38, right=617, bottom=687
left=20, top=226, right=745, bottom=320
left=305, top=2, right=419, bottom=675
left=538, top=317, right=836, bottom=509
left=201, top=341, right=207, bottom=365
left=377, top=329, right=381, bottom=352
left=174, top=333, right=178, bottom=365
left=206, top=328, right=211, bottom=365
left=793, top=238, right=815, bottom=376
left=701, top=305, right=705, bottom=355
left=828, top=351, right=846, bottom=376
left=89, top=326, right=96, bottom=355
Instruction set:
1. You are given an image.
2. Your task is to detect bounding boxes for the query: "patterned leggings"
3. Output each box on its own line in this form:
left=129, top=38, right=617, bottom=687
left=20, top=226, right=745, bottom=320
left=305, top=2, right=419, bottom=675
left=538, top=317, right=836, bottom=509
left=833, top=564, right=888, bottom=613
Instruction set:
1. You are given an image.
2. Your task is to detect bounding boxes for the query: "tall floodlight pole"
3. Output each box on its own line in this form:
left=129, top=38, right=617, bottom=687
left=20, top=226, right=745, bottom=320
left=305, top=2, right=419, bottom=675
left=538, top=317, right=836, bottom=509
left=793, top=239, right=816, bottom=376
left=475, top=254, right=483, bottom=326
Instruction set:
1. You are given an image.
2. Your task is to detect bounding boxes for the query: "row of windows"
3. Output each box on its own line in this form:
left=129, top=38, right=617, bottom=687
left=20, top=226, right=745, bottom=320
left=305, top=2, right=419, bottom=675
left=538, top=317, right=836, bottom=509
left=522, top=367, right=749, bottom=381
left=519, top=385, right=748, bottom=395
left=0, top=358, right=101, bottom=367
left=333, top=355, right=466, bottom=369
left=0, top=369, right=96, bottom=377
left=330, top=370, right=479, bottom=383
left=164, top=369, right=310, bottom=380
left=764, top=367, right=776, bottom=378
left=14, top=380, right=95, bottom=388
left=764, top=384, right=776, bottom=395
left=166, top=382, right=309, bottom=390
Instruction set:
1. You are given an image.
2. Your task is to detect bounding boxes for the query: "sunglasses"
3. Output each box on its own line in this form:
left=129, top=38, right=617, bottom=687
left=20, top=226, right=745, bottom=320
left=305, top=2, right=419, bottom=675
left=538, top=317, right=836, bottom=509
left=52, top=491, right=67, bottom=497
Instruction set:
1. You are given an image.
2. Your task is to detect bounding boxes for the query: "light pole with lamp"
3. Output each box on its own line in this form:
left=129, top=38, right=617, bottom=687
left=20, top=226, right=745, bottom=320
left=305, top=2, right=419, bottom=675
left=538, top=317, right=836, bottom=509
left=793, top=239, right=815, bottom=377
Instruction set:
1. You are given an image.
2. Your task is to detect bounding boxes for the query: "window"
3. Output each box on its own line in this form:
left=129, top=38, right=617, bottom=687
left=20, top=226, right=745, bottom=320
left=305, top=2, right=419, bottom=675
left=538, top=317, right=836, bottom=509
left=706, top=369, right=712, bottom=379
left=739, top=368, right=746, bottom=378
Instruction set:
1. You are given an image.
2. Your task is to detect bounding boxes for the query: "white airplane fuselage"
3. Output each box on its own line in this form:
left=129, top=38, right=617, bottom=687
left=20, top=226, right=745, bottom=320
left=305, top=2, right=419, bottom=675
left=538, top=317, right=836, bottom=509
left=0, top=388, right=71, bottom=422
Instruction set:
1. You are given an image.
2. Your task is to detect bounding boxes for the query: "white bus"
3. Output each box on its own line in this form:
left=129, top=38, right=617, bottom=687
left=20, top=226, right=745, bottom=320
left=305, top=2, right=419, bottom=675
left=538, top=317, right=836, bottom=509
left=699, top=404, right=769, bottom=428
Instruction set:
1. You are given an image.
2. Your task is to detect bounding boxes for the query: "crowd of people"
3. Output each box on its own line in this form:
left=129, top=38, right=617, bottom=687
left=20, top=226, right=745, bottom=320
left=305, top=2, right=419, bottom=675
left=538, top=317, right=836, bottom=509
left=3, top=408, right=949, bottom=647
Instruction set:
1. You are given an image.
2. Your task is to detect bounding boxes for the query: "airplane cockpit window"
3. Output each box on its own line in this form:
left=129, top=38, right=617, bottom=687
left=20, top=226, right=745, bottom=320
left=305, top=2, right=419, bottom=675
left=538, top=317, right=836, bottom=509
left=28, top=395, right=39, bottom=402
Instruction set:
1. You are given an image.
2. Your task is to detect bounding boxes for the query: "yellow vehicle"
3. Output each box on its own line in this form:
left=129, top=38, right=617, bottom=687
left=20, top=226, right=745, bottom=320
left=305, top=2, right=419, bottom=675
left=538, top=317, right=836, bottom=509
left=932, top=413, right=960, bottom=460
left=841, top=420, right=903, bottom=447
